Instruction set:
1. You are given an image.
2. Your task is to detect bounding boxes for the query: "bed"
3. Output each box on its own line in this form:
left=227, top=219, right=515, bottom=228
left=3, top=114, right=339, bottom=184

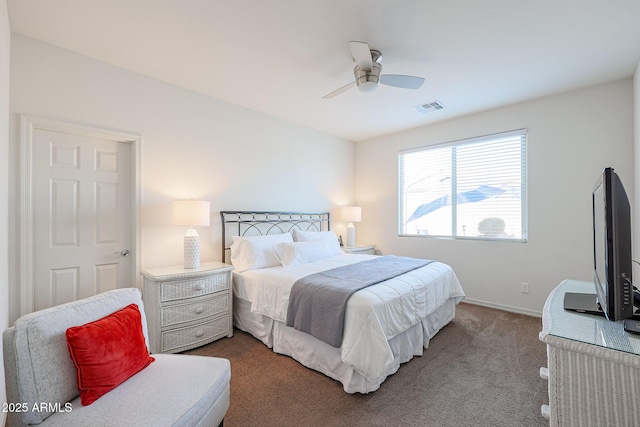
left=221, top=211, right=465, bottom=393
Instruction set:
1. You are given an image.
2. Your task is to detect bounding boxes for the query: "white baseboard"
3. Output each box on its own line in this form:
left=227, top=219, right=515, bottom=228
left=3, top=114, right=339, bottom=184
left=462, top=297, right=542, bottom=318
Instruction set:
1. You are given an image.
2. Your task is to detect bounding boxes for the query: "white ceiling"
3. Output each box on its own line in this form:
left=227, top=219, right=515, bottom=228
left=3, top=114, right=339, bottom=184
left=7, top=0, right=640, bottom=141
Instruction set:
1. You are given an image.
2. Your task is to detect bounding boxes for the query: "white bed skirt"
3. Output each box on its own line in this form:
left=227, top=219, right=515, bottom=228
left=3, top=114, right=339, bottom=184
left=233, top=296, right=457, bottom=393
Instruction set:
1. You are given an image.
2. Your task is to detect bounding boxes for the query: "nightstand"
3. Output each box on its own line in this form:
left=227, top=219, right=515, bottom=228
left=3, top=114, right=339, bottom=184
left=342, top=243, right=376, bottom=255
left=141, top=261, right=233, bottom=354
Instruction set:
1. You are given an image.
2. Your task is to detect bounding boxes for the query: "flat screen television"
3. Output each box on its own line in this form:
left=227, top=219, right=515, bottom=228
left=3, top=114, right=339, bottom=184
left=592, top=167, right=634, bottom=321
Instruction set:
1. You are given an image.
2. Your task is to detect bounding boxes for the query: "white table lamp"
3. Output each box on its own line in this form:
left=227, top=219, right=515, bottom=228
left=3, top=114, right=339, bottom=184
left=342, top=206, right=362, bottom=247
left=173, top=200, right=210, bottom=269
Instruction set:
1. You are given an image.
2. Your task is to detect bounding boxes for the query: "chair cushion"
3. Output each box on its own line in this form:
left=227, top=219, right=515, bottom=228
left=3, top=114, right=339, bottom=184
left=39, top=354, right=231, bottom=427
left=66, top=304, right=155, bottom=405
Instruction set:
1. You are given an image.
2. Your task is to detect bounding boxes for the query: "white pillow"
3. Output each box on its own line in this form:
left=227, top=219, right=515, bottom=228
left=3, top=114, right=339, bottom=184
left=292, top=230, right=342, bottom=255
left=230, top=233, right=293, bottom=272
left=273, top=240, right=334, bottom=267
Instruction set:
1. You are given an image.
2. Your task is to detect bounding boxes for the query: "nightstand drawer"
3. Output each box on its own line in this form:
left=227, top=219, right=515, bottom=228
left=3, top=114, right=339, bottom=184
left=161, top=294, right=229, bottom=328
left=161, top=274, right=228, bottom=302
left=161, top=315, right=230, bottom=353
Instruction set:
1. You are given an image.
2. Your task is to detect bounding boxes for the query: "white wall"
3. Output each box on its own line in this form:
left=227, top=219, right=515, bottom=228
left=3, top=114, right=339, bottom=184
left=9, top=35, right=355, bottom=321
left=1, top=0, right=10, bottom=421
left=356, top=80, right=634, bottom=315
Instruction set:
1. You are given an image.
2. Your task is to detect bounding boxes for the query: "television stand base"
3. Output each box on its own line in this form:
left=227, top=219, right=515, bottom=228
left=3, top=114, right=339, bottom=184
left=563, top=292, right=605, bottom=316
left=623, top=318, right=640, bottom=334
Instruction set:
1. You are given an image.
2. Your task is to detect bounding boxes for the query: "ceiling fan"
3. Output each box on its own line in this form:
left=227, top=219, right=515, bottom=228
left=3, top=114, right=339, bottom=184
left=323, top=41, right=425, bottom=99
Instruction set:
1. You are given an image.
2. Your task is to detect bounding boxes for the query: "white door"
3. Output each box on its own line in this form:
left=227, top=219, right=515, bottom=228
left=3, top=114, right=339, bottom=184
left=32, top=129, right=133, bottom=311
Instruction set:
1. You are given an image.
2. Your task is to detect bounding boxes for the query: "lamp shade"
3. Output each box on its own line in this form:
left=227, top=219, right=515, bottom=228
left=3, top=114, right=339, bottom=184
left=342, top=206, right=362, bottom=223
left=172, top=200, right=211, bottom=227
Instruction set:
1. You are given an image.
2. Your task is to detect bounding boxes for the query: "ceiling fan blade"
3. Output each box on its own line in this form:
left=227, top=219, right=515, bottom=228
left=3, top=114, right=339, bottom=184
left=323, top=81, right=356, bottom=99
left=380, top=74, right=425, bottom=89
left=349, top=41, right=372, bottom=71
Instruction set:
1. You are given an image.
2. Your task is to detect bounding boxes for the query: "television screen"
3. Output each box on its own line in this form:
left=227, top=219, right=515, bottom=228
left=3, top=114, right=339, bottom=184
left=592, top=167, right=633, bottom=321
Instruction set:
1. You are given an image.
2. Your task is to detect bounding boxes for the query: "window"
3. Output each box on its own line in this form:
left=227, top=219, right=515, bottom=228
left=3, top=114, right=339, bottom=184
left=398, top=129, right=527, bottom=241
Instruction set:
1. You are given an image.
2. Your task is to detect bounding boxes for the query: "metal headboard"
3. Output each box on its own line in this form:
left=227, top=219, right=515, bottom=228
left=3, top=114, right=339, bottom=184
left=220, top=211, right=330, bottom=263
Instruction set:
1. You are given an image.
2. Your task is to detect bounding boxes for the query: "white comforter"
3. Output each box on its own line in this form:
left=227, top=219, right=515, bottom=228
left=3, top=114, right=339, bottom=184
left=235, top=254, right=465, bottom=380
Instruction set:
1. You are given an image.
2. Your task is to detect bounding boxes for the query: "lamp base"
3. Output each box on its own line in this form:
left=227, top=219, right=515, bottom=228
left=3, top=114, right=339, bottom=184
left=346, top=223, right=356, bottom=247
left=184, top=229, right=200, bottom=269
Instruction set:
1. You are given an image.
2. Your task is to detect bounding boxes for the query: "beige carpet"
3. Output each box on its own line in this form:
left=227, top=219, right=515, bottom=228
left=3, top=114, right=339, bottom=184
left=185, top=303, right=548, bottom=427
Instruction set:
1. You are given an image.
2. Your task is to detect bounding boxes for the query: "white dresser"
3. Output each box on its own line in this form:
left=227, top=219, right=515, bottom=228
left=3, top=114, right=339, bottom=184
left=539, top=280, right=640, bottom=427
left=142, top=261, right=234, bottom=354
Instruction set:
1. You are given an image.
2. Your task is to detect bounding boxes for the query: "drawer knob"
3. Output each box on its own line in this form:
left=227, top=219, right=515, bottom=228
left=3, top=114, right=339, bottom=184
left=194, top=284, right=203, bottom=291
left=195, top=306, right=204, bottom=314
left=195, top=330, right=204, bottom=337
left=539, top=367, right=549, bottom=380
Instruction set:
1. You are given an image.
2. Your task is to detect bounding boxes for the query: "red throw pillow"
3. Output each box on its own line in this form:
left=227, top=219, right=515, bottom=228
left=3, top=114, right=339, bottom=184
left=66, top=303, right=155, bottom=405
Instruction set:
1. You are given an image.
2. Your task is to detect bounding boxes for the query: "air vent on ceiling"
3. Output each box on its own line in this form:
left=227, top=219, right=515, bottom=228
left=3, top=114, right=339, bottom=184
left=412, top=101, right=446, bottom=114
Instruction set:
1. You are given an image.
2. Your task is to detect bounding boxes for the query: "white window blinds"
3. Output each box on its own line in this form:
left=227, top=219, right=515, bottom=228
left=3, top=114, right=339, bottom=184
left=398, top=129, right=527, bottom=241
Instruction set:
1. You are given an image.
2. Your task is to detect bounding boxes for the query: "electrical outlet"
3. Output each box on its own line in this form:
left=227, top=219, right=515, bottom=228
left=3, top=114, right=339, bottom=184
left=520, top=282, right=530, bottom=294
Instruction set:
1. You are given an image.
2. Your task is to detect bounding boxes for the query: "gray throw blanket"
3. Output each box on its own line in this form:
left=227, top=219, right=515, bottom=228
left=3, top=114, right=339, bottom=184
left=286, top=255, right=434, bottom=347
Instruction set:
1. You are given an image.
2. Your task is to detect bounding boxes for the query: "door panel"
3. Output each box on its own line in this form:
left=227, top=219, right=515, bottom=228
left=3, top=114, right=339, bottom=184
left=50, top=267, right=79, bottom=307
left=33, top=129, right=132, bottom=311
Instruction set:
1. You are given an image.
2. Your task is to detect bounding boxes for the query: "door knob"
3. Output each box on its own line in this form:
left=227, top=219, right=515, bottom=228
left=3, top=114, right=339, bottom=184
left=119, top=249, right=130, bottom=257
